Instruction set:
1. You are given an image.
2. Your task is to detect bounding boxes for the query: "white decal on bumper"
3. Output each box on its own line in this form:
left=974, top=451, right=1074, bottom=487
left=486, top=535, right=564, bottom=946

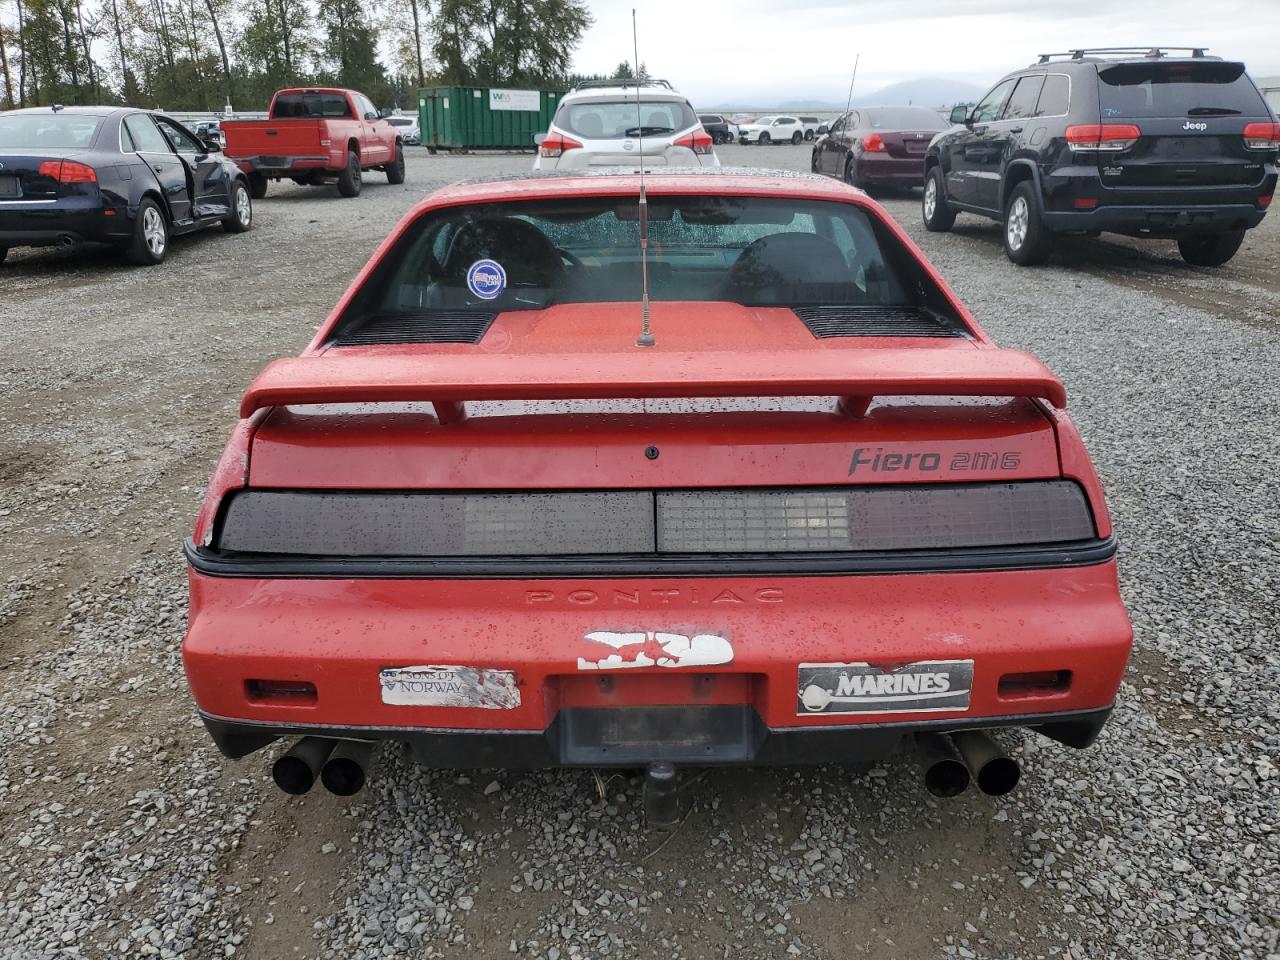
left=797, top=660, right=974, bottom=715
left=379, top=665, right=521, bottom=709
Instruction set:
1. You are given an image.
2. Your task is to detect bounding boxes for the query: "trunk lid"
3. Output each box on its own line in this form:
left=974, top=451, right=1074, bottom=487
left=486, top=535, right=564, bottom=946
left=877, top=131, right=936, bottom=159
left=222, top=119, right=325, bottom=160
left=0, top=150, right=88, bottom=201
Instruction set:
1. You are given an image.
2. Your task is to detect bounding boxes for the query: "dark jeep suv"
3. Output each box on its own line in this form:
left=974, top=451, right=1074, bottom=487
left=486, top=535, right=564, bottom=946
left=922, top=47, right=1279, bottom=266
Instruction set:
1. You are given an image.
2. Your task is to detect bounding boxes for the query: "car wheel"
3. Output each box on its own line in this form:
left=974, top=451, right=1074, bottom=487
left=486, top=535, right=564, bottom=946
left=1176, top=231, right=1244, bottom=267
left=791, top=131, right=803, bottom=145
left=804, top=130, right=814, bottom=141
left=248, top=173, right=268, bottom=199
left=222, top=180, right=253, bottom=233
left=844, top=158, right=861, bottom=189
left=1003, top=181, right=1052, bottom=265
left=127, top=198, right=169, bottom=266
left=810, top=151, right=819, bottom=173
left=386, top=143, right=406, bottom=184
left=922, top=167, right=956, bottom=232
left=758, top=132, right=770, bottom=145
left=337, top=150, right=362, bottom=197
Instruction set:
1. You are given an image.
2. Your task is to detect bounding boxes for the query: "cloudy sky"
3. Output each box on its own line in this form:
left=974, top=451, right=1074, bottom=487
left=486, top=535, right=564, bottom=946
left=574, top=0, right=1280, bottom=106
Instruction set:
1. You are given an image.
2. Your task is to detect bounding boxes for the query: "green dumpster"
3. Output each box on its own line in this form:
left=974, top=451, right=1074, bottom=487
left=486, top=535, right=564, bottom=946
left=418, top=86, right=565, bottom=151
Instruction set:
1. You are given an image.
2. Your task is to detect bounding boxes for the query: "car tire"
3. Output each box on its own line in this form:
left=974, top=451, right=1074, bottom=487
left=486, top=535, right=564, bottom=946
left=758, top=132, right=770, bottom=145
left=248, top=173, right=268, bottom=199
left=1176, top=231, right=1244, bottom=267
left=804, top=130, right=814, bottom=141
left=1003, top=181, right=1052, bottom=265
left=844, top=158, right=861, bottom=189
left=221, top=180, right=253, bottom=234
left=126, top=198, right=169, bottom=266
left=386, top=143, right=406, bottom=184
left=922, top=167, right=956, bottom=232
left=791, top=131, right=803, bottom=145
left=337, top=150, right=362, bottom=197
left=810, top=151, right=819, bottom=173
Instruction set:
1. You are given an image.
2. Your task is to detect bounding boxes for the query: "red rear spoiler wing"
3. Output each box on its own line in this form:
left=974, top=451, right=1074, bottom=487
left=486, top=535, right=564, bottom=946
left=239, top=348, right=1067, bottom=418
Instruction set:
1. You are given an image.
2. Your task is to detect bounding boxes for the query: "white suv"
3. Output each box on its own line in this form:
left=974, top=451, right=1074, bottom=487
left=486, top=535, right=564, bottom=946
left=738, top=116, right=806, bottom=145
left=532, top=79, right=718, bottom=170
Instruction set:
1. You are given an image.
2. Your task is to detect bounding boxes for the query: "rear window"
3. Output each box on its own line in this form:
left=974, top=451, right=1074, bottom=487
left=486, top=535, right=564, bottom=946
left=1035, top=75, right=1070, bottom=116
left=272, top=93, right=352, bottom=119
left=0, top=114, right=102, bottom=149
left=1098, top=61, right=1268, bottom=118
left=862, top=108, right=947, bottom=130
left=556, top=99, right=697, bottom=138
left=330, top=195, right=958, bottom=334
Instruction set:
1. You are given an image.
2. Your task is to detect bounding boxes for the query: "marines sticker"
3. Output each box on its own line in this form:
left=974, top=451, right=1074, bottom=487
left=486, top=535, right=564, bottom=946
left=798, top=660, right=973, bottom=715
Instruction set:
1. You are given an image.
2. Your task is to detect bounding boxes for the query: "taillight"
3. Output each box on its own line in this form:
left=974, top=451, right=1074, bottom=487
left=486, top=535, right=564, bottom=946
left=1065, top=124, right=1141, bottom=152
left=862, top=133, right=886, bottom=152
left=674, top=129, right=714, bottom=155
left=38, top=160, right=98, bottom=183
left=1261, top=194, right=1273, bottom=209
left=539, top=133, right=583, bottom=158
left=1242, top=121, right=1280, bottom=149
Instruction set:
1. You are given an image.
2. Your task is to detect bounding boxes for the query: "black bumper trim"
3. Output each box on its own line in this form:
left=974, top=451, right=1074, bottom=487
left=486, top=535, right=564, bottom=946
left=183, top=536, right=1117, bottom=580
left=199, top=704, right=1113, bottom=767
left=1041, top=203, right=1267, bottom=236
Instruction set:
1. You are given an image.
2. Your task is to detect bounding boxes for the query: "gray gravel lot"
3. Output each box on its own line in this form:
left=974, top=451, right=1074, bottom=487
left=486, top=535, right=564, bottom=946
left=1, top=143, right=1277, bottom=960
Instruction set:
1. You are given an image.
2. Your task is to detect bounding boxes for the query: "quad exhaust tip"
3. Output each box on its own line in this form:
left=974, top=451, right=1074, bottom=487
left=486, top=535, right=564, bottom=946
left=917, top=730, right=1022, bottom=798
left=272, top=737, right=375, bottom=796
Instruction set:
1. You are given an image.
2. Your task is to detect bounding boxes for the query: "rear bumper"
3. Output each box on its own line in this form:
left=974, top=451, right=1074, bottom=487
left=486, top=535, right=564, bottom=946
left=232, top=155, right=337, bottom=176
left=1042, top=202, right=1268, bottom=236
left=183, top=559, right=1133, bottom=766
left=200, top=703, right=1114, bottom=766
left=0, top=202, right=127, bottom=247
left=855, top=156, right=927, bottom=184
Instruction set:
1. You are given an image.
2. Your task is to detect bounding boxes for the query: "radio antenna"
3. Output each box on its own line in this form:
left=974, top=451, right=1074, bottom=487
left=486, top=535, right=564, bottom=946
left=843, top=53, right=860, bottom=118
left=632, top=8, right=655, bottom=348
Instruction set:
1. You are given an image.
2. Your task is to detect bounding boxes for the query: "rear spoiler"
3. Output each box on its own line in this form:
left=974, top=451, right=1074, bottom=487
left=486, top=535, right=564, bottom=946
left=239, top=347, right=1067, bottom=419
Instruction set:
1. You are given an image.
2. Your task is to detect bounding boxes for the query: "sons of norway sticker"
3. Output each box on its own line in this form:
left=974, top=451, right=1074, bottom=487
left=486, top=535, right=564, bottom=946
left=379, top=665, right=520, bottom=709
left=797, top=660, right=973, bottom=715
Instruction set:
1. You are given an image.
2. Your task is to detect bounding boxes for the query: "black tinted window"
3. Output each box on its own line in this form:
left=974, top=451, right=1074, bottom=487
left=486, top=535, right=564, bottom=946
left=1035, top=75, right=1070, bottom=116
left=557, top=99, right=696, bottom=138
left=1002, top=76, right=1044, bottom=120
left=273, top=93, right=352, bottom=118
left=699, top=115, right=722, bottom=125
left=973, top=79, right=1016, bottom=124
left=1098, top=61, right=1267, bottom=118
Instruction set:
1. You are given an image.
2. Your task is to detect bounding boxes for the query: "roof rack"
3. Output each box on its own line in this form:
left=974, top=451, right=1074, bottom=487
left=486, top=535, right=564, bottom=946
left=569, top=78, right=675, bottom=92
left=1036, top=46, right=1210, bottom=64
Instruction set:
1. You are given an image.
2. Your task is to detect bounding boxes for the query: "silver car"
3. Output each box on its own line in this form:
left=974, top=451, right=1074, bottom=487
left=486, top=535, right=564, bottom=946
left=532, top=79, right=718, bottom=171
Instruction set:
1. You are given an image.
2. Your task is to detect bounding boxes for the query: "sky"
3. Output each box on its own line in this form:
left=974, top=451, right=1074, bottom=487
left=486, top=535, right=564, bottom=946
left=573, top=0, right=1280, bottom=107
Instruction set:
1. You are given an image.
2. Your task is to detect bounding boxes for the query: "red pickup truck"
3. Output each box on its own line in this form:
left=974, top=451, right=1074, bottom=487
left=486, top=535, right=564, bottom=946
left=223, top=87, right=405, bottom=199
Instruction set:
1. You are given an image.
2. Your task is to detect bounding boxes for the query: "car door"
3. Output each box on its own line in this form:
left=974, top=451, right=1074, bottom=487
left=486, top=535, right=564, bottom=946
left=975, top=74, right=1044, bottom=209
left=154, top=115, right=229, bottom=219
left=818, top=114, right=845, bottom=174
left=123, top=113, right=191, bottom=223
left=356, top=94, right=391, bottom=164
left=948, top=78, right=1016, bottom=206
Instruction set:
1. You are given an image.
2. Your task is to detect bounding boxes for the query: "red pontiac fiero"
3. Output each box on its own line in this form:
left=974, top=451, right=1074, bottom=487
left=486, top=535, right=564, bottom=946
left=182, top=170, right=1132, bottom=814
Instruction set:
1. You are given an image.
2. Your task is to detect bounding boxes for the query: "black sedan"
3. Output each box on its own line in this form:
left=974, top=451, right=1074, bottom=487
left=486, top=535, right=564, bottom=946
left=0, top=106, right=252, bottom=265
left=810, top=106, right=948, bottom=192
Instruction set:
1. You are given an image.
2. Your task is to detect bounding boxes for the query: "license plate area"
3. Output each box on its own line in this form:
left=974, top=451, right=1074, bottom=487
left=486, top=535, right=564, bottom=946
left=0, top=175, right=20, bottom=198
left=259, top=156, right=289, bottom=168
left=557, top=705, right=763, bottom=764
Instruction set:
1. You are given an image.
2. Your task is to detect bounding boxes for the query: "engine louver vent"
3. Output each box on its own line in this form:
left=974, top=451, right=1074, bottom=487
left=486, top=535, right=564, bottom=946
left=792, top=306, right=966, bottom=339
left=329, top=310, right=498, bottom=346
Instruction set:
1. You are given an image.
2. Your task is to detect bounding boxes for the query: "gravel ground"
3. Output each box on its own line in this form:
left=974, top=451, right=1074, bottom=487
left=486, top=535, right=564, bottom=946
left=1, top=143, right=1277, bottom=960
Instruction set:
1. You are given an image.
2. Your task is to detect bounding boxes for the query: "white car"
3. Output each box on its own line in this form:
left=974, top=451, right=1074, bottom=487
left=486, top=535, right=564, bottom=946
left=386, top=114, right=420, bottom=145
left=738, top=115, right=806, bottom=145
left=532, top=79, right=718, bottom=170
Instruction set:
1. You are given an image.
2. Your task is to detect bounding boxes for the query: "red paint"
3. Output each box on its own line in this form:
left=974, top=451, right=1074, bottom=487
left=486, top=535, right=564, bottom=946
left=184, top=172, right=1132, bottom=759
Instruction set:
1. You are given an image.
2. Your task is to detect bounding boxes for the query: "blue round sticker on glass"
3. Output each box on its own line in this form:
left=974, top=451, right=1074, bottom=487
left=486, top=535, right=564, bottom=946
left=466, top=259, right=507, bottom=300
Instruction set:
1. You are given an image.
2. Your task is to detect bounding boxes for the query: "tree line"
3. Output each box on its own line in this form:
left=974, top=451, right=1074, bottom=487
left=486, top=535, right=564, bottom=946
left=0, top=0, right=592, bottom=113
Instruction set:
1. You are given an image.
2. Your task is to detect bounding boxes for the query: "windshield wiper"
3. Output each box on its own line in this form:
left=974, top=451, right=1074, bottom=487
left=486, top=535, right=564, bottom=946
left=624, top=126, right=675, bottom=137
left=1187, top=106, right=1241, bottom=116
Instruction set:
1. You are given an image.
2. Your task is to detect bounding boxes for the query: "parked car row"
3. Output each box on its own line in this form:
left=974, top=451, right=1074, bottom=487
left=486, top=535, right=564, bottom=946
left=0, top=86, right=406, bottom=265
left=812, top=47, right=1279, bottom=266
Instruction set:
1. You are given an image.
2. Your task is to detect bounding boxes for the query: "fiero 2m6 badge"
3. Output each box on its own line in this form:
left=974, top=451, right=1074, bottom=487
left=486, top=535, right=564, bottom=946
left=798, top=660, right=974, bottom=715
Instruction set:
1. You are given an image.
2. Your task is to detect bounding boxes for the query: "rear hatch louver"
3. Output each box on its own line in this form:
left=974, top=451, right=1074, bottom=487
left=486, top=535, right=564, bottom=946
left=327, top=310, right=497, bottom=347
left=792, top=306, right=967, bottom=339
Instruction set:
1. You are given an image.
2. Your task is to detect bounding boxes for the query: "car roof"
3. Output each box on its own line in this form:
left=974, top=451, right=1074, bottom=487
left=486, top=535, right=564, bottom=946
left=2, top=105, right=130, bottom=118
left=423, top=168, right=867, bottom=210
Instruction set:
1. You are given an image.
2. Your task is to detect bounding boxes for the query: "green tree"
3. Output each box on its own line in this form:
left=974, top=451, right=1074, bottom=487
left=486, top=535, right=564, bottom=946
left=317, top=0, right=386, bottom=99
left=432, top=0, right=591, bottom=86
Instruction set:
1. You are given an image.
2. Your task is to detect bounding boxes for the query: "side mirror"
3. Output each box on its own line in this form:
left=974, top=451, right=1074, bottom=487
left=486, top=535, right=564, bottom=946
left=364, top=111, right=379, bottom=121
left=533, top=132, right=547, bottom=146
left=203, top=138, right=222, bottom=152
left=950, top=105, right=970, bottom=125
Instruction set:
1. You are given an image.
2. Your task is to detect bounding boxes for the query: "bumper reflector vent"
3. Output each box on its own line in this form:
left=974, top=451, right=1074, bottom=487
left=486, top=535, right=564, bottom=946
left=215, top=482, right=1095, bottom=558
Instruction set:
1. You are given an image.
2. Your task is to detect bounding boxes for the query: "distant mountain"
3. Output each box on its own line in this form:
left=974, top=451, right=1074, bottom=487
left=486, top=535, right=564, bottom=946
left=850, top=77, right=987, bottom=108
left=714, top=77, right=987, bottom=113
